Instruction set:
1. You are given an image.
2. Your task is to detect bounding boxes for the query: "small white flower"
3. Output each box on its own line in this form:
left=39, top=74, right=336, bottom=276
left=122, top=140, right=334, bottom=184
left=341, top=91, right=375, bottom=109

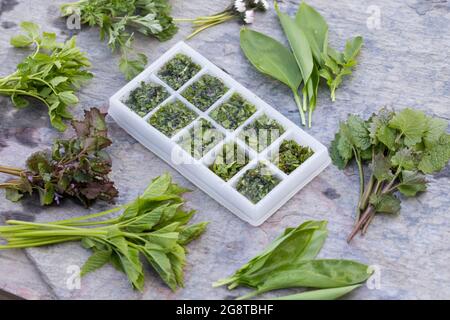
left=260, top=0, right=269, bottom=10
left=234, top=0, right=247, bottom=13
left=244, top=9, right=255, bottom=24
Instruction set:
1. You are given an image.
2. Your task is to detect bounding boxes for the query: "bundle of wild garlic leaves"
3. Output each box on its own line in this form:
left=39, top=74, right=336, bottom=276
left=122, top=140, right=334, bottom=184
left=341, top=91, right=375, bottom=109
left=0, top=173, right=208, bottom=291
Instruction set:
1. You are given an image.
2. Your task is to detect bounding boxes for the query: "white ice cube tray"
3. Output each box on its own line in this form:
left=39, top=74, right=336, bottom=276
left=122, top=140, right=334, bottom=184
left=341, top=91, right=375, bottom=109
left=109, top=41, right=331, bottom=226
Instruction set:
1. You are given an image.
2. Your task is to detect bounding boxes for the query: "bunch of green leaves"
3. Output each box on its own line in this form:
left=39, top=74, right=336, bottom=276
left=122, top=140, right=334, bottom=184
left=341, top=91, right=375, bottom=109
left=61, top=0, right=178, bottom=80
left=124, top=81, right=169, bottom=117
left=177, top=118, right=224, bottom=159
left=0, top=108, right=118, bottom=207
left=240, top=2, right=362, bottom=127
left=157, top=54, right=201, bottom=90
left=148, top=100, right=198, bottom=137
left=0, top=22, right=92, bottom=131
left=210, top=143, right=250, bottom=181
left=240, top=114, right=285, bottom=152
left=213, top=220, right=372, bottom=300
left=236, top=163, right=281, bottom=204
left=330, top=108, right=450, bottom=242
left=210, top=93, right=257, bottom=130
left=273, top=140, right=314, bottom=174
left=182, top=74, right=228, bottom=112
left=0, top=173, right=208, bottom=291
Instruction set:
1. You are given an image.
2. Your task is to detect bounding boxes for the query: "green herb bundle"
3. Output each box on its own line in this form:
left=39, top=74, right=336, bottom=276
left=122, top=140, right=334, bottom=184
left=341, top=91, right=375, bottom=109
left=240, top=2, right=362, bottom=127
left=182, top=74, right=228, bottom=111
left=330, top=108, right=450, bottom=242
left=61, top=0, right=178, bottom=80
left=0, top=173, right=208, bottom=291
left=210, top=93, right=257, bottom=130
left=0, top=108, right=117, bottom=206
left=236, top=163, right=280, bottom=204
left=210, top=143, right=249, bottom=181
left=214, top=221, right=372, bottom=300
left=0, top=22, right=92, bottom=131
left=125, top=81, right=169, bottom=117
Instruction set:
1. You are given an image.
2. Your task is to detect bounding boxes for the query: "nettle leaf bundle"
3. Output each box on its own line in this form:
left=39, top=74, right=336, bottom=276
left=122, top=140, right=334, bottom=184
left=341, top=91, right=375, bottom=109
left=330, top=108, right=450, bottom=242
left=0, top=108, right=118, bottom=207
left=61, top=0, right=178, bottom=80
left=0, top=173, right=208, bottom=291
left=214, top=221, right=372, bottom=300
left=240, top=2, right=362, bottom=127
left=0, top=22, right=93, bottom=131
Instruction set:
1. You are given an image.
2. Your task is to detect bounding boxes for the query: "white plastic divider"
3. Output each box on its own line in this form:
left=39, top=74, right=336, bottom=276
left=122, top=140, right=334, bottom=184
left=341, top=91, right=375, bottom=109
left=109, top=41, right=331, bottom=226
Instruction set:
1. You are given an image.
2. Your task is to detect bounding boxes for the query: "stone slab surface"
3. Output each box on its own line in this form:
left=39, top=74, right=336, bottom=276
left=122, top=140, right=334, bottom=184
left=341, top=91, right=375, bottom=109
left=0, top=0, right=449, bottom=299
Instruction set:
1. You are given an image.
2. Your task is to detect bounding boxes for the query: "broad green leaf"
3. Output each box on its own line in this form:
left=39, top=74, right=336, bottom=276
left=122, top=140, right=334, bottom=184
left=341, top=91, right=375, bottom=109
left=59, top=91, right=79, bottom=105
left=275, top=2, right=313, bottom=85
left=178, top=222, right=208, bottom=245
left=418, top=134, right=450, bottom=174
left=423, top=117, right=448, bottom=148
left=295, top=2, right=329, bottom=65
left=50, top=76, right=68, bottom=87
left=398, top=171, right=427, bottom=197
left=119, top=53, right=147, bottom=80
left=346, top=114, right=371, bottom=150
left=20, top=21, right=40, bottom=39
left=81, top=249, right=112, bottom=276
left=143, top=247, right=177, bottom=291
left=240, top=28, right=302, bottom=92
left=391, top=148, right=416, bottom=170
left=330, top=132, right=349, bottom=169
left=389, top=108, right=428, bottom=147
left=273, top=284, right=361, bottom=300
left=370, top=194, right=401, bottom=214
left=344, top=36, right=363, bottom=63
left=118, top=248, right=144, bottom=291
left=5, top=188, right=23, bottom=202
left=372, top=153, right=393, bottom=182
left=10, top=34, right=33, bottom=47
left=168, top=244, right=186, bottom=286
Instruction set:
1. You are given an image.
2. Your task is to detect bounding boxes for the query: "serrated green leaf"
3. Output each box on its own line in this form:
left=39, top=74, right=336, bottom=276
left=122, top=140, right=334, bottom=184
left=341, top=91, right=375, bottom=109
left=330, top=132, right=348, bottom=169
left=398, top=171, right=427, bottom=197
left=423, top=117, right=448, bottom=148
left=370, top=194, right=401, bottom=214
left=389, top=108, right=428, bottom=147
left=178, top=222, right=208, bottom=245
left=372, top=153, right=393, bottom=182
left=119, top=53, right=147, bottom=80
left=391, top=148, right=416, bottom=170
left=418, top=134, right=450, bottom=174
left=81, top=249, right=112, bottom=276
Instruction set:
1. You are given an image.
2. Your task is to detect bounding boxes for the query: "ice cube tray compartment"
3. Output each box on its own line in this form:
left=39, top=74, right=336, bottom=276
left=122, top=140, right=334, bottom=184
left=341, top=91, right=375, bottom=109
left=109, top=41, right=331, bottom=226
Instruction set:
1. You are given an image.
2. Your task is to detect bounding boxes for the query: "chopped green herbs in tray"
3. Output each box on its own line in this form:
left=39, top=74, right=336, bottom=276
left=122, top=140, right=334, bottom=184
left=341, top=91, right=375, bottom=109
left=273, top=140, right=314, bottom=174
left=210, top=93, right=257, bottom=130
left=240, top=115, right=285, bottom=152
left=182, top=74, right=228, bottom=111
left=177, top=118, right=224, bottom=159
left=125, top=81, right=169, bottom=117
left=210, top=143, right=250, bottom=181
left=158, top=54, right=201, bottom=90
left=236, top=163, right=281, bottom=204
left=148, top=100, right=197, bottom=137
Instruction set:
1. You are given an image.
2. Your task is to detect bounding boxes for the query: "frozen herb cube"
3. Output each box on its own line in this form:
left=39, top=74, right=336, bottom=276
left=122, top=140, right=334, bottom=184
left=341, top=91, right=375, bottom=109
left=124, top=81, right=169, bottom=117
left=236, top=163, right=281, bottom=204
left=148, top=101, right=197, bottom=137
left=182, top=74, right=228, bottom=111
left=210, top=93, right=257, bottom=130
left=210, top=143, right=250, bottom=181
left=240, top=115, right=285, bottom=152
left=177, top=118, right=224, bottom=159
left=158, top=54, right=201, bottom=90
left=273, top=140, right=314, bottom=174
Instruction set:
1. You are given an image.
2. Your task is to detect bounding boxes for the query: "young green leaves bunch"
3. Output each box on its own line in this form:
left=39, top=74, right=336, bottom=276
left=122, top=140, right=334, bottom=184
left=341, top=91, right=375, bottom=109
left=177, top=0, right=268, bottom=40
left=0, top=22, right=92, bottom=131
left=61, top=0, right=178, bottom=80
left=330, top=108, right=450, bottom=242
left=0, top=173, right=208, bottom=291
left=0, top=108, right=118, bottom=207
left=213, top=221, right=372, bottom=300
left=240, top=2, right=362, bottom=127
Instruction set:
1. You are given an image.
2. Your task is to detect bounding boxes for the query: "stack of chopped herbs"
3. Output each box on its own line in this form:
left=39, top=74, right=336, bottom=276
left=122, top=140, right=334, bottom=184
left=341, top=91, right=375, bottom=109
left=177, top=118, right=224, bottom=159
left=210, top=93, right=257, bottom=130
left=240, top=115, right=285, bottom=152
left=236, top=163, right=281, bottom=203
left=210, top=143, right=250, bottom=181
left=125, top=81, right=169, bottom=117
left=182, top=74, right=228, bottom=111
left=273, top=140, right=314, bottom=174
left=158, top=54, right=201, bottom=90
left=148, top=100, right=197, bottom=137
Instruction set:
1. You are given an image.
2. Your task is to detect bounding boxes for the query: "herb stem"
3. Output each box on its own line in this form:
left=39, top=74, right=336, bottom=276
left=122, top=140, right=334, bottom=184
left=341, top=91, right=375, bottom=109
left=186, top=16, right=234, bottom=40
left=293, top=90, right=306, bottom=126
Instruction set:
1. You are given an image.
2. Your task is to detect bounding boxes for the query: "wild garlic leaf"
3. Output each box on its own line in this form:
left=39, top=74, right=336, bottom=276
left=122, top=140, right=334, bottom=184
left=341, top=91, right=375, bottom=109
left=389, top=108, right=428, bottom=147
left=240, top=28, right=302, bottom=92
left=274, top=284, right=362, bottom=300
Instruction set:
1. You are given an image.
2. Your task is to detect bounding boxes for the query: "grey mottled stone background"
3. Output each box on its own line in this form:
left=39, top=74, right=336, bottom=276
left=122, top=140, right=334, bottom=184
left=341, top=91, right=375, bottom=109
left=0, top=0, right=449, bottom=300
